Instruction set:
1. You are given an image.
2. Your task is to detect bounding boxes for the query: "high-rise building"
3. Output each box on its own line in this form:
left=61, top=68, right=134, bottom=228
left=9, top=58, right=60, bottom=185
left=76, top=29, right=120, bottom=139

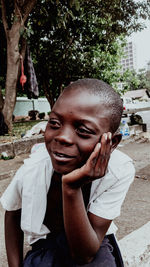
left=115, top=41, right=137, bottom=92
left=120, top=41, right=137, bottom=72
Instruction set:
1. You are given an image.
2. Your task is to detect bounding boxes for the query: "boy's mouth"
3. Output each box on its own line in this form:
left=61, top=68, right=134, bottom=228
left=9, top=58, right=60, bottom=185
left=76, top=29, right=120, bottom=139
left=52, top=151, right=76, bottom=160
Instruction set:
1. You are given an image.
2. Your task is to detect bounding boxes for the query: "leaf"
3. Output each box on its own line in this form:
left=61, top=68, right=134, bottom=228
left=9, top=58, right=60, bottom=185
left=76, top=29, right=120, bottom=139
left=67, top=10, right=75, bottom=20
left=75, top=0, right=80, bottom=11
left=69, top=0, right=75, bottom=8
left=19, top=26, right=25, bottom=36
left=14, top=16, right=19, bottom=23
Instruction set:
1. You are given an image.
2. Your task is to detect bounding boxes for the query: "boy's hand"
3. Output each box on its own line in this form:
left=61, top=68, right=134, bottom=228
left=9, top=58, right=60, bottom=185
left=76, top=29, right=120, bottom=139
left=62, top=132, right=112, bottom=188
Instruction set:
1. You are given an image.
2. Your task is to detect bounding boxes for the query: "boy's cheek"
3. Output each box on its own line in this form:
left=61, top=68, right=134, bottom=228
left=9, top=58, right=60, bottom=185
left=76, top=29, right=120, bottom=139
left=44, top=129, right=53, bottom=143
left=78, top=142, right=97, bottom=161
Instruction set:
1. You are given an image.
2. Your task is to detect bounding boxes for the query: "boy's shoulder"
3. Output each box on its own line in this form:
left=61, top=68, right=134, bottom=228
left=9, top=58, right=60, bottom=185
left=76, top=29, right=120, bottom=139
left=24, top=143, right=50, bottom=167
left=17, top=143, right=51, bottom=185
left=16, top=143, right=52, bottom=188
left=108, top=149, right=134, bottom=179
left=110, top=149, right=132, bottom=164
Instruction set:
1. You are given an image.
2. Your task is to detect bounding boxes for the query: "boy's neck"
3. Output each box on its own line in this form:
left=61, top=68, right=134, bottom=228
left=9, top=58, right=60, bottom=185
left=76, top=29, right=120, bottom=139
left=52, top=171, right=62, bottom=184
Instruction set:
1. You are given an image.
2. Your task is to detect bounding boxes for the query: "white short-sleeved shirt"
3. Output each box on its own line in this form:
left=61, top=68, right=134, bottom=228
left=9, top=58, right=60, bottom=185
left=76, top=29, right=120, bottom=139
left=0, top=144, right=135, bottom=244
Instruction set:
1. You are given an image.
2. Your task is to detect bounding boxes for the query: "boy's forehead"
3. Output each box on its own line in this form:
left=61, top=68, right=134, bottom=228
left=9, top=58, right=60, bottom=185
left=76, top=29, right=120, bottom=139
left=53, top=88, right=110, bottom=121
left=61, top=87, right=89, bottom=98
left=57, top=87, right=101, bottom=107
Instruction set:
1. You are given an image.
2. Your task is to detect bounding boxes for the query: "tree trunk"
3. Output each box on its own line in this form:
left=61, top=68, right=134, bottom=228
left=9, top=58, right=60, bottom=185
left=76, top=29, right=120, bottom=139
left=0, top=88, right=4, bottom=111
left=1, top=0, right=37, bottom=132
left=2, top=23, right=20, bottom=132
left=43, top=81, right=55, bottom=109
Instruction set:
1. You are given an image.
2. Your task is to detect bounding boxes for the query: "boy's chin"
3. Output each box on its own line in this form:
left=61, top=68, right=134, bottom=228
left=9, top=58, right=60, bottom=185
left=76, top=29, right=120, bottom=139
left=51, top=159, right=86, bottom=175
left=53, top=165, right=75, bottom=175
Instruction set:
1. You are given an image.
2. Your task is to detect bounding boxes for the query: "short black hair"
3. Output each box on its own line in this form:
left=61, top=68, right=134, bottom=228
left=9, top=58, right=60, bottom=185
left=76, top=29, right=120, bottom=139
left=64, top=78, right=123, bottom=133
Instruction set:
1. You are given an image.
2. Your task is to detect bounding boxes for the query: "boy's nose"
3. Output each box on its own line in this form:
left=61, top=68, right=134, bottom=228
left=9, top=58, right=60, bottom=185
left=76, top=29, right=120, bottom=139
left=54, top=127, right=74, bottom=146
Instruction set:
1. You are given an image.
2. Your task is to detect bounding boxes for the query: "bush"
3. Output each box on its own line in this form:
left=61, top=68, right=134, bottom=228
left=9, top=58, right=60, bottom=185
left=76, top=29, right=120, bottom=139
left=28, top=110, right=39, bottom=120
left=21, top=117, right=25, bottom=122
left=38, top=112, right=45, bottom=120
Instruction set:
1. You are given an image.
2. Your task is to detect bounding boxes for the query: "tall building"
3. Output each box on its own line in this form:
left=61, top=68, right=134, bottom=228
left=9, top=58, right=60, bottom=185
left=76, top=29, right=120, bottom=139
left=116, top=41, right=137, bottom=92
left=120, top=41, right=137, bottom=72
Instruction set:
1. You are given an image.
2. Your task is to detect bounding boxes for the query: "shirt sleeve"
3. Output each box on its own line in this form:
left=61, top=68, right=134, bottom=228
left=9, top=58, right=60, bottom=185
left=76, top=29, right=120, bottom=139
left=0, top=165, right=24, bottom=211
left=88, top=161, right=135, bottom=220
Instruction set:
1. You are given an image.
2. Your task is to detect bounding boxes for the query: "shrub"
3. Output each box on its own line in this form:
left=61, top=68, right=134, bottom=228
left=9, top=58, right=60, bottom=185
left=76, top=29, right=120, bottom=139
left=38, top=112, right=45, bottom=120
left=28, top=110, right=39, bottom=120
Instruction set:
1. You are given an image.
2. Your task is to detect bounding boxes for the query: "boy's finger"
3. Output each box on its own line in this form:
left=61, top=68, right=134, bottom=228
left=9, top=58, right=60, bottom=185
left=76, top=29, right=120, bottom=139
left=86, top=142, right=101, bottom=168
left=97, top=132, right=107, bottom=161
left=104, top=132, right=112, bottom=160
left=95, top=132, right=111, bottom=173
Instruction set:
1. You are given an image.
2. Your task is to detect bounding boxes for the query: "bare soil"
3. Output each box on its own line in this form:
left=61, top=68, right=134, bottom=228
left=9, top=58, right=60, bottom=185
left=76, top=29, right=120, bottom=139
left=115, top=139, right=150, bottom=240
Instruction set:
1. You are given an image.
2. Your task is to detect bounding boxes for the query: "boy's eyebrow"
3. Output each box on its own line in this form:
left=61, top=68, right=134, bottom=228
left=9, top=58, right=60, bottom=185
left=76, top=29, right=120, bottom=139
left=50, top=111, right=99, bottom=131
left=79, top=119, right=99, bottom=131
left=50, top=111, right=62, bottom=118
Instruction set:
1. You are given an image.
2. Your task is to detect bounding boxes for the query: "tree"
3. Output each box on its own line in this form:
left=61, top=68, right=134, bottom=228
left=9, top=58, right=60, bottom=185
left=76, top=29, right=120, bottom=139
left=0, top=0, right=78, bottom=131
left=1, top=0, right=150, bottom=130
left=0, top=7, right=6, bottom=111
left=0, top=0, right=37, bottom=131
left=28, top=0, right=150, bottom=107
left=121, top=68, right=150, bottom=92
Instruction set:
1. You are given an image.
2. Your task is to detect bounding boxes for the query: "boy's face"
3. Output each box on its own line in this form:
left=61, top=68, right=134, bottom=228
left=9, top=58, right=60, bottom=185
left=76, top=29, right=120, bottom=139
left=45, top=88, right=111, bottom=174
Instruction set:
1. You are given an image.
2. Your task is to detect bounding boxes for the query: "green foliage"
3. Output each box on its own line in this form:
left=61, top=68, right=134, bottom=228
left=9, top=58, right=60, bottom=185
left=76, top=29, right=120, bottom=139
left=121, top=69, right=140, bottom=92
left=12, top=121, right=38, bottom=138
left=1, top=0, right=150, bottom=106
left=119, top=68, right=150, bottom=92
left=1, top=154, right=14, bottom=160
left=26, top=0, right=150, bottom=106
left=38, top=112, right=45, bottom=119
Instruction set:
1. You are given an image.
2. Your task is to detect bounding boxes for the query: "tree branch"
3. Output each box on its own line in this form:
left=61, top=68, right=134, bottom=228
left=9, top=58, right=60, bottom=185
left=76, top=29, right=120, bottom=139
left=22, top=0, right=37, bottom=23
left=43, top=81, right=54, bottom=107
left=1, top=0, right=9, bottom=35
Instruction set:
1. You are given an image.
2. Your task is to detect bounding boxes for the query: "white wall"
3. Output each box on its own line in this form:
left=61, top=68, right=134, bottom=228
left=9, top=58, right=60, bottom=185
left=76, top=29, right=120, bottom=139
left=13, top=97, right=51, bottom=116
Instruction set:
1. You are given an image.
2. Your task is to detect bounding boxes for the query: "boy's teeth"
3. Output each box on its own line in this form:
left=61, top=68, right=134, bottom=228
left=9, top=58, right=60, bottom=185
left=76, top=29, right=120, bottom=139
left=56, top=152, right=67, bottom=157
left=54, top=152, right=74, bottom=158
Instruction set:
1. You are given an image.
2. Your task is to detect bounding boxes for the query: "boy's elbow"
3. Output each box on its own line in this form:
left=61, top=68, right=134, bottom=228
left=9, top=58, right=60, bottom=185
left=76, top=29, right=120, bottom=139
left=71, top=251, right=97, bottom=265
left=70, top=238, right=101, bottom=265
left=72, top=255, right=94, bottom=265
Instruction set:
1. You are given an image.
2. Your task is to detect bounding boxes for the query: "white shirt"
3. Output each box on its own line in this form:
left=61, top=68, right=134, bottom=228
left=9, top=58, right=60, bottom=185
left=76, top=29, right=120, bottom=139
left=0, top=144, right=135, bottom=244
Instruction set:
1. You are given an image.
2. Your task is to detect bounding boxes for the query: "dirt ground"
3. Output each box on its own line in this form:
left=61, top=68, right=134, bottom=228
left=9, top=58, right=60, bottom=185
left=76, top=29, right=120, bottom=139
left=115, top=139, right=150, bottom=240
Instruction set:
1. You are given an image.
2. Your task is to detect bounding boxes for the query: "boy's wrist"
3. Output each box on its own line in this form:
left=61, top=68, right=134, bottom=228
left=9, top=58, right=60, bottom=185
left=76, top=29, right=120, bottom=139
left=62, top=175, right=82, bottom=190
left=62, top=166, right=86, bottom=189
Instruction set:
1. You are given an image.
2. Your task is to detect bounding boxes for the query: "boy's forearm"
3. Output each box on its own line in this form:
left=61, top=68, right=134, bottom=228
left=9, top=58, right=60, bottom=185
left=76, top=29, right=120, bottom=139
left=5, top=210, right=24, bottom=267
left=62, top=182, right=100, bottom=264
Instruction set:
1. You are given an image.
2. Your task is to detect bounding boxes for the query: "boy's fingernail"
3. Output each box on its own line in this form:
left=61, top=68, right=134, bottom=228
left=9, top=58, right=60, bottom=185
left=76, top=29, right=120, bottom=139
left=97, top=143, right=101, bottom=150
left=104, top=133, right=107, bottom=140
left=109, top=132, right=112, bottom=140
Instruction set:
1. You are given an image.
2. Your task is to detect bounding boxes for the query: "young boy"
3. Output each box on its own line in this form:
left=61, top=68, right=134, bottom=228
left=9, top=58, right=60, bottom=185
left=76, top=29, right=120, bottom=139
left=0, top=79, right=135, bottom=267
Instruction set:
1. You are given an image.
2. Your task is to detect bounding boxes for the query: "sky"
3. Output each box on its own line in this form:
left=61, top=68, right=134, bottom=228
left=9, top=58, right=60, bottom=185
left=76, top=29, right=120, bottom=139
left=129, top=19, right=150, bottom=71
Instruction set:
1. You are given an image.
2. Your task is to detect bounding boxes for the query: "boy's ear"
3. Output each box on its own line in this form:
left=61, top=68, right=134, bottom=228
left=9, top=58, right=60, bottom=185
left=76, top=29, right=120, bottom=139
left=111, top=133, right=122, bottom=152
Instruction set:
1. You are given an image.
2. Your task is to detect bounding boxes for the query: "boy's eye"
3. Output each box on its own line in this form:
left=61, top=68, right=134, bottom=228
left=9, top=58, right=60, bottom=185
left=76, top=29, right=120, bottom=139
left=76, top=127, right=93, bottom=137
left=48, top=119, right=60, bottom=128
